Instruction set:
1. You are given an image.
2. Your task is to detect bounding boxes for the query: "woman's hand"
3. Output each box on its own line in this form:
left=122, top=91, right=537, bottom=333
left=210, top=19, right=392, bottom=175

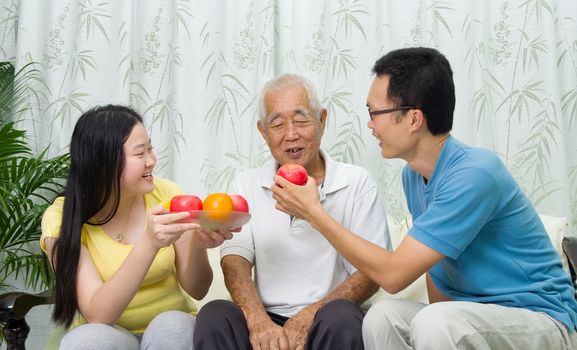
left=144, top=205, right=199, bottom=249
left=173, top=223, right=234, bottom=298
left=191, top=227, right=234, bottom=249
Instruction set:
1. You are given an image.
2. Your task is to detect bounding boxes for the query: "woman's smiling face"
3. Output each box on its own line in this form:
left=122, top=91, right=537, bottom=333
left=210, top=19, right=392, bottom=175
left=120, top=122, right=157, bottom=196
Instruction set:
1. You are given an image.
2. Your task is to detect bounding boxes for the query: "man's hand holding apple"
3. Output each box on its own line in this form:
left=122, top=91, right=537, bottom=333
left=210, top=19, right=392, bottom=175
left=271, top=174, right=323, bottom=223
left=276, top=164, right=308, bottom=186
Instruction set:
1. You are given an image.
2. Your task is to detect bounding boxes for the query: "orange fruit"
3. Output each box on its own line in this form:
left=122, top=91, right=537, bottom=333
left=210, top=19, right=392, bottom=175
left=203, top=193, right=234, bottom=221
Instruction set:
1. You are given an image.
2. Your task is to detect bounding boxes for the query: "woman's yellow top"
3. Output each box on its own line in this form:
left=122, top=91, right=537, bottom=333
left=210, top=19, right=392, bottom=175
left=40, top=177, right=197, bottom=333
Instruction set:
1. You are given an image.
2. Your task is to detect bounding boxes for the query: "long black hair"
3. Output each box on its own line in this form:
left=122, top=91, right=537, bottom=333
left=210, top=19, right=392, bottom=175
left=51, top=104, right=143, bottom=327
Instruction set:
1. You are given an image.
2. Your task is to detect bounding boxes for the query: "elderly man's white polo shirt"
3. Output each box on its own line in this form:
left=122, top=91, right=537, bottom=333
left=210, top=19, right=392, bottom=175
left=221, top=150, right=391, bottom=317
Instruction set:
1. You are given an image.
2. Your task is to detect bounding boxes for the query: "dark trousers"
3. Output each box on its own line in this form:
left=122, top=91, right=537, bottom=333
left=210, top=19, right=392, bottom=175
left=194, top=299, right=364, bottom=350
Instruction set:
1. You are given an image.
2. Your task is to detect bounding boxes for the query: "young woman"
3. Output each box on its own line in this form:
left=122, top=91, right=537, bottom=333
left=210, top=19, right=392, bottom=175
left=41, top=105, right=231, bottom=349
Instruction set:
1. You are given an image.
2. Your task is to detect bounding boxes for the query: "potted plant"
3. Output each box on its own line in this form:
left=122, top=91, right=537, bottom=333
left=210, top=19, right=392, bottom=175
left=0, top=61, right=69, bottom=349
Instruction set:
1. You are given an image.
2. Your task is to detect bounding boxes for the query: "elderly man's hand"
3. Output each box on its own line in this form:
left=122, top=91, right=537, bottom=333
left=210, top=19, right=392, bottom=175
left=271, top=175, right=323, bottom=222
left=247, top=316, right=290, bottom=350
left=283, top=307, right=316, bottom=350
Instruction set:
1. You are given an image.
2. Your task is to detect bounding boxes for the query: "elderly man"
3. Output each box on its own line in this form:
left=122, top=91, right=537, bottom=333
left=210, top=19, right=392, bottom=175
left=193, top=74, right=391, bottom=350
left=270, top=48, right=577, bottom=350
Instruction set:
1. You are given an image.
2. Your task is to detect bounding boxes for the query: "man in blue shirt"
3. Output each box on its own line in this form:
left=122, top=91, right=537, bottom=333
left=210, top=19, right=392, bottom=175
left=271, top=47, right=577, bottom=349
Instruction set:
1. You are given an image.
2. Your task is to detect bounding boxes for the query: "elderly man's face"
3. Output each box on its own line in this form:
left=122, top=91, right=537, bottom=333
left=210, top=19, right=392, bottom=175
left=258, top=84, right=326, bottom=171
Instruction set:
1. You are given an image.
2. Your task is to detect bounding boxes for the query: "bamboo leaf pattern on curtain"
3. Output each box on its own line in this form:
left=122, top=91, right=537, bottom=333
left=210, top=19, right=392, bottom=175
left=1, top=0, right=576, bottom=235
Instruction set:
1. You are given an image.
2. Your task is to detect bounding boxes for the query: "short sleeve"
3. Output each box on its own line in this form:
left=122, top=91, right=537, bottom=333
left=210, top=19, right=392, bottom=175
left=409, top=166, right=501, bottom=259
left=40, top=197, right=65, bottom=252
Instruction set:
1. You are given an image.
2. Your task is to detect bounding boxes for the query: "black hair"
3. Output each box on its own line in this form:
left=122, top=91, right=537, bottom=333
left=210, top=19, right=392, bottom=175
left=372, top=47, right=455, bottom=134
left=51, top=104, right=143, bottom=327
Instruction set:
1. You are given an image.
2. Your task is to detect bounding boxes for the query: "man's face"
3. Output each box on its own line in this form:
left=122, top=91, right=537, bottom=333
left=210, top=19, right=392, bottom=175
left=366, top=75, right=414, bottom=159
left=258, top=85, right=326, bottom=171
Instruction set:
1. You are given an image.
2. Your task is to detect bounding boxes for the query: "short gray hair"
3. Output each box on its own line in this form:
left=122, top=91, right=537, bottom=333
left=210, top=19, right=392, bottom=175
left=258, top=74, right=321, bottom=125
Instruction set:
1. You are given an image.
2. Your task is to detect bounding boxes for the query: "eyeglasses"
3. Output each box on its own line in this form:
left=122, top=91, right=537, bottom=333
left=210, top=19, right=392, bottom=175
left=368, top=106, right=415, bottom=120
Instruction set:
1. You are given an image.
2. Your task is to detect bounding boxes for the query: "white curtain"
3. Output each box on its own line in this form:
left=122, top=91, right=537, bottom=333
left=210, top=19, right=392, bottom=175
left=2, top=0, right=577, bottom=234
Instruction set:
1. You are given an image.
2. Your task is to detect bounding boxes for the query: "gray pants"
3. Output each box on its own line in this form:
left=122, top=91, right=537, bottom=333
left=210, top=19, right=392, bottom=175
left=362, top=299, right=577, bottom=350
left=58, top=310, right=196, bottom=350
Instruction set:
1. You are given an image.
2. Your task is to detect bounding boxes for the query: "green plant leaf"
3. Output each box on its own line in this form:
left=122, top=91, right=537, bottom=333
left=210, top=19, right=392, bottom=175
left=0, top=62, right=69, bottom=292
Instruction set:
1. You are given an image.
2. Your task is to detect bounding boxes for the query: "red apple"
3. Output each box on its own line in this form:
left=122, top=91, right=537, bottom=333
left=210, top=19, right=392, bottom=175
left=170, top=195, right=203, bottom=211
left=169, top=195, right=203, bottom=222
left=230, top=194, right=250, bottom=213
left=277, top=164, right=308, bottom=186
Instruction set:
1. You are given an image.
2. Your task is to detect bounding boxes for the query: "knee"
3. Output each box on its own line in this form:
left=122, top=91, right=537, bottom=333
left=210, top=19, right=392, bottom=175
left=315, top=299, right=362, bottom=330
left=197, top=299, right=242, bottom=325
left=307, top=300, right=363, bottom=349
left=410, top=303, right=461, bottom=343
left=362, top=307, right=380, bottom=337
left=194, top=299, right=249, bottom=347
left=149, top=310, right=196, bottom=333
left=198, top=299, right=238, bottom=315
left=143, top=311, right=196, bottom=349
left=362, top=300, right=400, bottom=334
left=195, top=299, right=245, bottom=336
left=60, top=323, right=137, bottom=350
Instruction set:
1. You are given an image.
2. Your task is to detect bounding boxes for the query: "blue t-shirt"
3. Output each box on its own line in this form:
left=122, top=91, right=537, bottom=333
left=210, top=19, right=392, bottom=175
left=403, top=136, right=577, bottom=330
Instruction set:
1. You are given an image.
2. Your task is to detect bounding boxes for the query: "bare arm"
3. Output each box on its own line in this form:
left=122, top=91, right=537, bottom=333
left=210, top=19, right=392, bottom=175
left=75, top=237, right=160, bottom=323
left=301, top=206, right=443, bottom=293
left=222, top=255, right=268, bottom=323
left=45, top=234, right=162, bottom=324
left=174, top=236, right=212, bottom=300
left=222, top=254, right=289, bottom=350
left=174, top=228, right=233, bottom=300
left=292, top=270, right=377, bottom=319
left=46, top=207, right=197, bottom=324
left=272, top=176, right=445, bottom=294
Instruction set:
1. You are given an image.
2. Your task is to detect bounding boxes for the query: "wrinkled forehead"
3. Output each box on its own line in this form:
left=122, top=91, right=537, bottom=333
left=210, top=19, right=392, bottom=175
left=265, top=107, right=312, bottom=124
left=264, top=85, right=311, bottom=112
